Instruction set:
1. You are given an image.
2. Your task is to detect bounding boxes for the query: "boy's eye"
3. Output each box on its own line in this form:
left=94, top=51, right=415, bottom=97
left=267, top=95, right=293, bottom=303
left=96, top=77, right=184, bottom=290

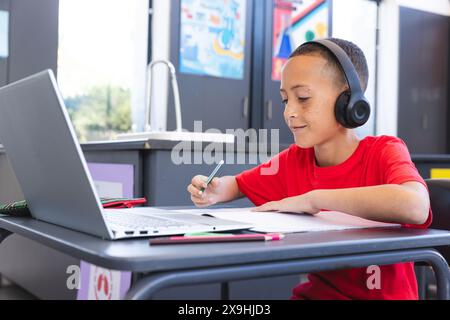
left=298, top=97, right=310, bottom=102
left=281, top=99, right=288, bottom=105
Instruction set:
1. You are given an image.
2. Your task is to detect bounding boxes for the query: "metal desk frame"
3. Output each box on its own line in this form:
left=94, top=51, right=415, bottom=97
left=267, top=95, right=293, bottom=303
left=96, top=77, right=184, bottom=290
left=1, top=215, right=450, bottom=300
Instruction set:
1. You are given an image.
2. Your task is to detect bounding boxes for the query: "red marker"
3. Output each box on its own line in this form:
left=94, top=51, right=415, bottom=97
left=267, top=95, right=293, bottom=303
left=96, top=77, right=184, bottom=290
left=149, top=233, right=285, bottom=245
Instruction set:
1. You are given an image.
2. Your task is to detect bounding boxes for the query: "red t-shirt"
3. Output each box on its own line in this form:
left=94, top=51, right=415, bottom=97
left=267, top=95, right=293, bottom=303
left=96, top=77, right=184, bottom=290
left=235, top=135, right=432, bottom=300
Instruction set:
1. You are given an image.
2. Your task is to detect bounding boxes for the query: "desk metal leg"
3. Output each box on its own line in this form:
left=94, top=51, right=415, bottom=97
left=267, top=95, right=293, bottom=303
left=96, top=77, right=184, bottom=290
left=220, top=282, right=229, bottom=300
left=125, top=248, right=450, bottom=300
left=416, top=266, right=428, bottom=300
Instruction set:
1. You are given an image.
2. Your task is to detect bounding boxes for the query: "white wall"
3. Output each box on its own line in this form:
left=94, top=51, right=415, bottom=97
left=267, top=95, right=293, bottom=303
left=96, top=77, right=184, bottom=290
left=397, top=0, right=450, bottom=16
left=332, top=0, right=377, bottom=138
left=149, top=0, right=171, bottom=131
left=131, top=0, right=150, bottom=133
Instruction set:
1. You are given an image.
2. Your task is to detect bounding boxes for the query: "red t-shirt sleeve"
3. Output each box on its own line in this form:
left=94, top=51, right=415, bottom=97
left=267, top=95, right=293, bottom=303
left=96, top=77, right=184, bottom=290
left=379, top=137, right=432, bottom=228
left=235, top=148, right=289, bottom=206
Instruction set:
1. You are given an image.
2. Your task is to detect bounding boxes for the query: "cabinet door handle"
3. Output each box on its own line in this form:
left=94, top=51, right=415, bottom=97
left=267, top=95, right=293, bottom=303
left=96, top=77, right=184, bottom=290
left=243, top=97, right=249, bottom=118
left=267, top=100, right=273, bottom=120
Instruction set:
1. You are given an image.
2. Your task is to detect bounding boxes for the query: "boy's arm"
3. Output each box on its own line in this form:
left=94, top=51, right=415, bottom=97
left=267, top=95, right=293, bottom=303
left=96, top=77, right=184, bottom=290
left=214, top=176, right=245, bottom=202
left=254, top=181, right=430, bottom=225
left=310, top=182, right=430, bottom=225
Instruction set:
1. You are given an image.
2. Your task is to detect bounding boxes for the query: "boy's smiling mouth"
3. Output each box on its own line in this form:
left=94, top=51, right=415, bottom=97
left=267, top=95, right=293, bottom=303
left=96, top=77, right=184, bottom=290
left=290, top=125, right=307, bottom=132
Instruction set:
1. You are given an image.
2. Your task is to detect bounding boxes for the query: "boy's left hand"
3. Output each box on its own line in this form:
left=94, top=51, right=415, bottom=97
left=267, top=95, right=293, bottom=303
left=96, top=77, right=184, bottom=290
left=252, top=192, right=320, bottom=215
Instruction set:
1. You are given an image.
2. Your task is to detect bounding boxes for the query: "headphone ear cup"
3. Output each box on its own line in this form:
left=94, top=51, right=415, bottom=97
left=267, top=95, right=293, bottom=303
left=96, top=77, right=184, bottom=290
left=335, top=91, right=350, bottom=127
left=347, top=99, right=371, bottom=128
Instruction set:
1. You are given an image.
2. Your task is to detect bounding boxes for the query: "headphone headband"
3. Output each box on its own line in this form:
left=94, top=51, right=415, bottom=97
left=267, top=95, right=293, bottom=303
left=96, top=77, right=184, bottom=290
left=305, top=39, right=364, bottom=98
left=298, top=39, right=370, bottom=128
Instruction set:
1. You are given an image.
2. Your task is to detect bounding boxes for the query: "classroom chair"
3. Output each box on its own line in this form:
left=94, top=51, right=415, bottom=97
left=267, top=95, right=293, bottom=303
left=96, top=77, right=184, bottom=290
left=417, top=179, right=450, bottom=299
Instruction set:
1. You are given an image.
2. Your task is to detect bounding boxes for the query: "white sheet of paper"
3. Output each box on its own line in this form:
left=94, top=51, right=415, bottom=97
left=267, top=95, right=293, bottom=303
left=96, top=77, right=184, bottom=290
left=174, top=207, right=400, bottom=233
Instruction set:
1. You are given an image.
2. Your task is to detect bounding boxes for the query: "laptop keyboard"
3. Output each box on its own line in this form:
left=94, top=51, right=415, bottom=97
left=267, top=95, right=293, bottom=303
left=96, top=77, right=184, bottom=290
left=103, top=211, right=192, bottom=230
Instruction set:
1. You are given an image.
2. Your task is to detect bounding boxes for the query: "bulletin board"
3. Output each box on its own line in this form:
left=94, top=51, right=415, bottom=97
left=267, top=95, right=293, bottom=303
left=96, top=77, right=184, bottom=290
left=178, top=0, right=247, bottom=80
left=272, top=0, right=332, bottom=81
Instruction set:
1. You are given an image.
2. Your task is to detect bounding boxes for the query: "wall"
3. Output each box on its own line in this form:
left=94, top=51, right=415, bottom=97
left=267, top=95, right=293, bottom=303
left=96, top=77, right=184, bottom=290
left=149, top=0, right=171, bottom=132
left=332, top=0, right=377, bottom=138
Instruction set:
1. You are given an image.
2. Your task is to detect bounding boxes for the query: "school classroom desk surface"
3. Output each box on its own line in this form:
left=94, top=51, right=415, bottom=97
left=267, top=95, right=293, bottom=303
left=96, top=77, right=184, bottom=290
left=1, top=213, right=450, bottom=300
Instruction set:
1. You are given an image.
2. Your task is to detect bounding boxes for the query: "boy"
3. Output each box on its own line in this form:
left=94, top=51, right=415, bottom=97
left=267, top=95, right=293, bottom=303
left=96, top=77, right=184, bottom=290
left=187, top=38, right=431, bottom=300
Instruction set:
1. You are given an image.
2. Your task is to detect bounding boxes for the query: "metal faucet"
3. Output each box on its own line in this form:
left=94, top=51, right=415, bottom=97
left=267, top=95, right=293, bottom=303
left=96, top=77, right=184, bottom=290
left=145, top=60, right=183, bottom=132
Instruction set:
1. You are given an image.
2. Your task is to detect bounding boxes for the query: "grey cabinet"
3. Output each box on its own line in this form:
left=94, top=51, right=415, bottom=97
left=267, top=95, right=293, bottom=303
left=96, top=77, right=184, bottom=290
left=0, top=0, right=59, bottom=87
left=7, top=0, right=59, bottom=82
left=398, top=7, right=449, bottom=154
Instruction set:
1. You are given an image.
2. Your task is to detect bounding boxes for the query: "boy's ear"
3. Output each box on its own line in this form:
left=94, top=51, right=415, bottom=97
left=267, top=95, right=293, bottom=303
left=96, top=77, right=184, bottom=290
left=338, top=85, right=350, bottom=93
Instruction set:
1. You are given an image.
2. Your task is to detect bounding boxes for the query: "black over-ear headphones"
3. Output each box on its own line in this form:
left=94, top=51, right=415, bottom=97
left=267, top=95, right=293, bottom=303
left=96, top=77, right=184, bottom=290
left=300, top=39, right=370, bottom=129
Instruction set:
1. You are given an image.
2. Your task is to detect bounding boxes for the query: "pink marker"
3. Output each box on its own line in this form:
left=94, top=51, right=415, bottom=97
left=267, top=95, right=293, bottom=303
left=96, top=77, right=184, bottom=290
left=149, top=233, right=285, bottom=245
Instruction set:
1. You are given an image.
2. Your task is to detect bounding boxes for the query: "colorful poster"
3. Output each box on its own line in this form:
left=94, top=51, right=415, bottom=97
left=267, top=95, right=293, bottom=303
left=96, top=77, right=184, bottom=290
left=272, top=0, right=331, bottom=81
left=76, top=261, right=132, bottom=300
left=179, top=0, right=246, bottom=80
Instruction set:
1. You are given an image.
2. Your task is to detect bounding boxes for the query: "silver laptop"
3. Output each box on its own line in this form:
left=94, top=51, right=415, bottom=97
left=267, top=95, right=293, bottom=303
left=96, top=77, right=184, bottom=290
left=0, top=70, right=252, bottom=240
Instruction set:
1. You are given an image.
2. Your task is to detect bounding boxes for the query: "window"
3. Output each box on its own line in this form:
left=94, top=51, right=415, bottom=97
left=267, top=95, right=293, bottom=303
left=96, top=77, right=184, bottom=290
left=58, top=0, right=149, bottom=141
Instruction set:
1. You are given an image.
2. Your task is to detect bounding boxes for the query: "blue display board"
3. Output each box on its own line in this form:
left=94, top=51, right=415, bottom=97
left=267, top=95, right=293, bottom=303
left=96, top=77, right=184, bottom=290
left=179, top=0, right=247, bottom=80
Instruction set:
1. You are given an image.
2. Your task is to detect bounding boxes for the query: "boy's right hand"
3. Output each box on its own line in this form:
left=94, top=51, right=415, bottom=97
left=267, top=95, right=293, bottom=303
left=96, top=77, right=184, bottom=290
left=187, top=175, right=221, bottom=208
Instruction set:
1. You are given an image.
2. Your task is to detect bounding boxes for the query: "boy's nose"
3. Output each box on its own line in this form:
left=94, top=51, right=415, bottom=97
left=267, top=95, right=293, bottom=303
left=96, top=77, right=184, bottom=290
left=284, top=104, right=299, bottom=118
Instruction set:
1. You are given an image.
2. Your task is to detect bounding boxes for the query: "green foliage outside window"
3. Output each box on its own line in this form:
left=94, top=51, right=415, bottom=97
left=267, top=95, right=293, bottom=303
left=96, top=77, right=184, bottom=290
left=65, top=85, right=132, bottom=142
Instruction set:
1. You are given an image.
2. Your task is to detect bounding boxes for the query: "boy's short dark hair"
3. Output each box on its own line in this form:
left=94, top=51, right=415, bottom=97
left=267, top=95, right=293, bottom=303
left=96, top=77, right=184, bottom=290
left=289, top=38, right=369, bottom=92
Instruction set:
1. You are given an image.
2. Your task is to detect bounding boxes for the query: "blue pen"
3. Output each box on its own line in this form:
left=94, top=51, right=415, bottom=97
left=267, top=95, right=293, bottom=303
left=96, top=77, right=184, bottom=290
left=200, top=160, right=224, bottom=193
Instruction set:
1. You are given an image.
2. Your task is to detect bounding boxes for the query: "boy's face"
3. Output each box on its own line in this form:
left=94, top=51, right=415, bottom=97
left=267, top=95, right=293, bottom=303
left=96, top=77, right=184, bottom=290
left=280, top=54, right=344, bottom=148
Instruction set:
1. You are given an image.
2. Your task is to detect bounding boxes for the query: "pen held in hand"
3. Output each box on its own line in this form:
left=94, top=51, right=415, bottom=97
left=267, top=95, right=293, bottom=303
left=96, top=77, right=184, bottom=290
left=200, top=160, right=224, bottom=193
left=149, top=233, right=285, bottom=245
